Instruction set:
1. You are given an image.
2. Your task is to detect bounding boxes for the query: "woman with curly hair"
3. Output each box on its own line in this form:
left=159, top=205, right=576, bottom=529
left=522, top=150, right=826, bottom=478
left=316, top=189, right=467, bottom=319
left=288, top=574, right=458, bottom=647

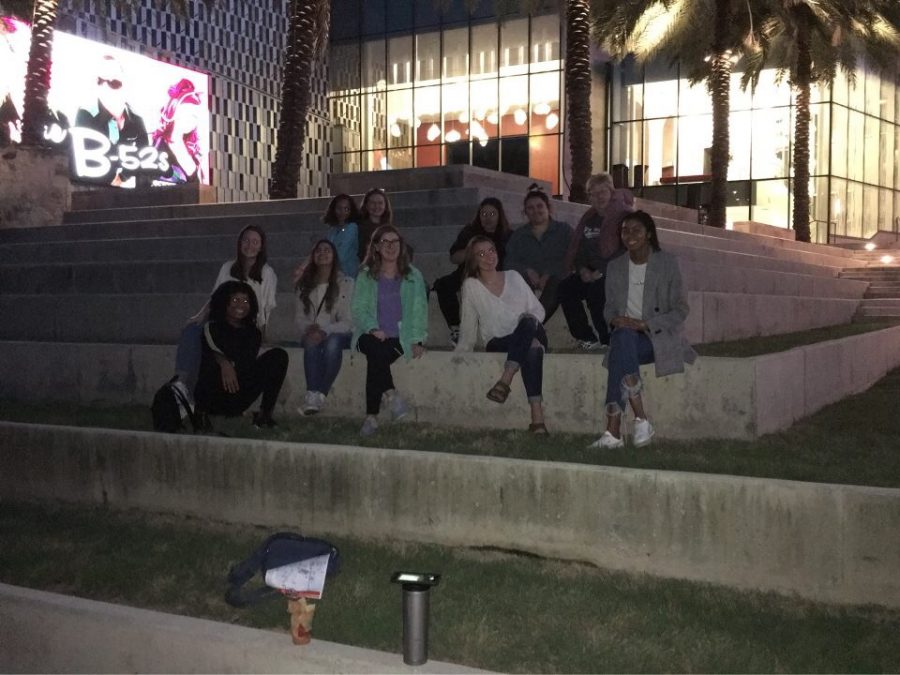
left=193, top=280, right=289, bottom=431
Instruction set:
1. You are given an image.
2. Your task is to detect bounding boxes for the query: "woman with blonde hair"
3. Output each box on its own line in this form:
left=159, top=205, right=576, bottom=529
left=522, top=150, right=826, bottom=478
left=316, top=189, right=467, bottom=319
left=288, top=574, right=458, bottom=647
left=455, top=235, right=548, bottom=434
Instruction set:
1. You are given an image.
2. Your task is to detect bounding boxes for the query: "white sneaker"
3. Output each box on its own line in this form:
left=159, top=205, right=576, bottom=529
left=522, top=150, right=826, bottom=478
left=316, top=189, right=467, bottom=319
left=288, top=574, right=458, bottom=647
left=384, top=390, right=410, bottom=421
left=359, top=416, right=378, bottom=437
left=588, top=431, right=624, bottom=449
left=577, top=339, right=603, bottom=351
left=633, top=418, right=655, bottom=447
left=301, top=391, right=322, bottom=415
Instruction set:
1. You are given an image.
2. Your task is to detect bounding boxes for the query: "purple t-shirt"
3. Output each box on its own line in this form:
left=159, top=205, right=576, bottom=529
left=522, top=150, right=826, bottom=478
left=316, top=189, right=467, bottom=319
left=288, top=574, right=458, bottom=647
left=377, top=276, right=403, bottom=338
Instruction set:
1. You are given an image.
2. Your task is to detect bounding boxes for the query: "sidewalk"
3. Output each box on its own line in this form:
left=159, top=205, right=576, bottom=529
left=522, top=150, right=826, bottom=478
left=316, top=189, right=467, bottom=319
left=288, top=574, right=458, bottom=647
left=0, top=583, right=488, bottom=674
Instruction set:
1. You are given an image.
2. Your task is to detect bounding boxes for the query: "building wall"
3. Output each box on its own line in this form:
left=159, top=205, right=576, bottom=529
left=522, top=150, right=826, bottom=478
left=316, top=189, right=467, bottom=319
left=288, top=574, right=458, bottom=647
left=59, top=0, right=331, bottom=202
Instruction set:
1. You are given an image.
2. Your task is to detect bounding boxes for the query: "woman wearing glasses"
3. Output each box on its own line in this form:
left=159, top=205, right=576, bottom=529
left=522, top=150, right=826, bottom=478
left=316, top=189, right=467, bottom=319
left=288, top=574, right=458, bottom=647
left=193, top=281, right=289, bottom=432
left=432, top=197, right=512, bottom=345
left=455, top=235, right=549, bottom=434
left=351, top=225, right=428, bottom=436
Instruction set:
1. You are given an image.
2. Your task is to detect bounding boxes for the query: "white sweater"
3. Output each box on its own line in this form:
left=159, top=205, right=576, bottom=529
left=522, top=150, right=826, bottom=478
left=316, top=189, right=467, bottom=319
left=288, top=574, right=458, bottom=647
left=214, top=261, right=278, bottom=329
left=455, top=271, right=545, bottom=351
left=294, top=275, right=355, bottom=336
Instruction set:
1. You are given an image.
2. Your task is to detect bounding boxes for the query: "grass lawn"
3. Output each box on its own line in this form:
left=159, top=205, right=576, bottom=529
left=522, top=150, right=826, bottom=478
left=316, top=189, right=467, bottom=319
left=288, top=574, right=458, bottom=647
left=2, top=501, right=899, bottom=673
left=3, top=363, right=900, bottom=488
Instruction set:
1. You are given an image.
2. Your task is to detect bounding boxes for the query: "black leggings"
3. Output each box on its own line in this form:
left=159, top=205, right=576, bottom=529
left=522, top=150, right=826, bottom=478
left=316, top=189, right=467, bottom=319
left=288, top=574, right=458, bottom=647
left=356, top=334, right=403, bottom=415
left=195, top=348, right=289, bottom=416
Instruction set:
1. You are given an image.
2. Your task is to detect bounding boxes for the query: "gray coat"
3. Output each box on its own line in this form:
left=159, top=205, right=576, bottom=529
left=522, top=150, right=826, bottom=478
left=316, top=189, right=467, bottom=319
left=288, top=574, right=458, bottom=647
left=603, top=249, right=697, bottom=377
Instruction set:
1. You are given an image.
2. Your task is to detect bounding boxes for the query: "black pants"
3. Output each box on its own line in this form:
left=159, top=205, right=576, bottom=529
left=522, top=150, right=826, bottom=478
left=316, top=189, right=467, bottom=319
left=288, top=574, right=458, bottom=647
left=356, top=334, right=403, bottom=415
left=195, top=348, right=289, bottom=416
left=559, top=273, right=609, bottom=344
left=433, top=268, right=464, bottom=328
left=538, top=275, right=562, bottom=323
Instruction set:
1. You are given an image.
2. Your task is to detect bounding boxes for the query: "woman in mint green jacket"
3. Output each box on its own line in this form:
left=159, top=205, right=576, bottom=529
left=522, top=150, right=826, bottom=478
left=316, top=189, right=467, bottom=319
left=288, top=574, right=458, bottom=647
left=351, top=225, right=428, bottom=436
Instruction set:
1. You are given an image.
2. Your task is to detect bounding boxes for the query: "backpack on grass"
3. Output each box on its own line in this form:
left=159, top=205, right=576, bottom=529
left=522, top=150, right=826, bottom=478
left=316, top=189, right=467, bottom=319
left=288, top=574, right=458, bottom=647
left=151, top=377, right=196, bottom=433
left=225, top=532, right=342, bottom=607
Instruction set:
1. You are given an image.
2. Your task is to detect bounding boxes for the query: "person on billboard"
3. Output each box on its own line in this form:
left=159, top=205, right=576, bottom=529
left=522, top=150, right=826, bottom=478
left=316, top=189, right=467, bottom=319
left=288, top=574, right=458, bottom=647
left=0, top=17, right=22, bottom=146
left=73, top=54, right=150, bottom=186
left=151, top=77, right=207, bottom=185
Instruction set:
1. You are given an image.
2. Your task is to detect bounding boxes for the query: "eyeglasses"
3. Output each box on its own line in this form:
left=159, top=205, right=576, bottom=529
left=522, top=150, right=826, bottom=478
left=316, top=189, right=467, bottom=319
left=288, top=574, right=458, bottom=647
left=480, top=210, right=498, bottom=218
left=476, top=247, right=497, bottom=258
left=98, top=77, right=123, bottom=90
left=378, top=238, right=401, bottom=248
left=228, top=296, right=250, bottom=305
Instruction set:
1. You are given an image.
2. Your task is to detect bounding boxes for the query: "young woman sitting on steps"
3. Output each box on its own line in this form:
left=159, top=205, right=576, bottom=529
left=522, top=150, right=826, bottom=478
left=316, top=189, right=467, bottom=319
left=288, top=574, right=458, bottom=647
left=589, top=210, right=696, bottom=449
left=194, top=280, right=289, bottom=431
left=174, top=225, right=278, bottom=397
left=295, top=239, right=354, bottom=415
left=351, top=225, right=428, bottom=437
left=455, top=235, right=549, bottom=434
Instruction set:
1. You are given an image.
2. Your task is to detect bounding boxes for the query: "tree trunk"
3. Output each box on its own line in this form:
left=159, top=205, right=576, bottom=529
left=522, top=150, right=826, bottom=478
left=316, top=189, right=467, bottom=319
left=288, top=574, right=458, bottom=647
left=791, top=12, right=812, bottom=243
left=21, top=0, right=59, bottom=146
left=565, top=0, right=591, bottom=203
left=707, top=0, right=731, bottom=229
left=269, top=0, right=328, bottom=200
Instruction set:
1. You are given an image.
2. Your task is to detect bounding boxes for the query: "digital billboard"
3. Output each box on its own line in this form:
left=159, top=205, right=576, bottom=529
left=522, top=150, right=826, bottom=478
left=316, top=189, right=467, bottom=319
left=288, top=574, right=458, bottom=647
left=1, top=16, right=210, bottom=188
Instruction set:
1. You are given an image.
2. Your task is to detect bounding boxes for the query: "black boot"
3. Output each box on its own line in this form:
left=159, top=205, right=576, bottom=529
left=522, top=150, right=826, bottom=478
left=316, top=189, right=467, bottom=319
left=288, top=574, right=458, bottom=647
left=252, top=410, right=278, bottom=429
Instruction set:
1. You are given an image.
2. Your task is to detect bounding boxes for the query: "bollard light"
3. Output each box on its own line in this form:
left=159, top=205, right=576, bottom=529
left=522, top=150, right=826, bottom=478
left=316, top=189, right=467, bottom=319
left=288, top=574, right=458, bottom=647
left=391, top=571, right=441, bottom=666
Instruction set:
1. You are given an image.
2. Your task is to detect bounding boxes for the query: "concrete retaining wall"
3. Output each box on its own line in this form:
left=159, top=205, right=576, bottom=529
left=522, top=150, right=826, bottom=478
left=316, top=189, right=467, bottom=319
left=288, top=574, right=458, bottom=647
left=3, top=325, right=900, bottom=439
left=2, top=424, right=898, bottom=608
left=0, top=583, right=483, bottom=674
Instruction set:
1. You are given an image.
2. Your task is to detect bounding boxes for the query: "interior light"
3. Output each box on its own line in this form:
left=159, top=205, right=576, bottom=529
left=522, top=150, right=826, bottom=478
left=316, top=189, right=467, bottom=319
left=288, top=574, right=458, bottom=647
left=545, top=112, right=559, bottom=129
left=880, top=255, right=894, bottom=265
left=473, top=108, right=486, bottom=121
left=486, top=111, right=499, bottom=125
left=533, top=101, right=551, bottom=115
left=445, top=129, right=461, bottom=143
left=414, top=117, right=422, bottom=129
left=389, top=123, right=402, bottom=138
left=426, top=123, right=441, bottom=142
left=864, top=242, right=876, bottom=251
left=513, top=108, right=527, bottom=126
left=458, top=112, right=469, bottom=124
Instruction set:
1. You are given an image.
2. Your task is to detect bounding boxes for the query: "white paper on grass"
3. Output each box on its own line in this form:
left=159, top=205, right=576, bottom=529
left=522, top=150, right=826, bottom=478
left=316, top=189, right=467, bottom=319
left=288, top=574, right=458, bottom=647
left=265, top=554, right=330, bottom=599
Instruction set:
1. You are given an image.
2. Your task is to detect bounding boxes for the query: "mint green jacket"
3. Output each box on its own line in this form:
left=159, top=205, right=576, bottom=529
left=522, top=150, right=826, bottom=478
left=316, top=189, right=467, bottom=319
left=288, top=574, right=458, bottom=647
left=351, top=265, right=428, bottom=360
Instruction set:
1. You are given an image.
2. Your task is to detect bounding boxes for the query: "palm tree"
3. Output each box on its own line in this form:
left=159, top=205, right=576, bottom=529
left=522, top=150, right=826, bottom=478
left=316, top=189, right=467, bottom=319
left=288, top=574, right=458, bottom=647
left=17, top=0, right=193, bottom=147
left=565, top=0, right=592, bottom=203
left=592, top=0, right=752, bottom=229
left=269, top=0, right=330, bottom=200
left=743, top=0, right=900, bottom=242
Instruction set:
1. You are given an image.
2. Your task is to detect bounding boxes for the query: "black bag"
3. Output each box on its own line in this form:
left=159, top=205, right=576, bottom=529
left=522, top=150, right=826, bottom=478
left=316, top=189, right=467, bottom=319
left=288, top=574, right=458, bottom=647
left=151, top=377, right=195, bottom=433
left=225, top=532, right=341, bottom=607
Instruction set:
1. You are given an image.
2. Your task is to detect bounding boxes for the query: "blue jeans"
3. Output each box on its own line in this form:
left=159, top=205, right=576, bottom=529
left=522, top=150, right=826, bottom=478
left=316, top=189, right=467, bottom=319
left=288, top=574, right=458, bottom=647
left=486, top=315, right=547, bottom=402
left=175, top=322, right=204, bottom=392
left=302, top=332, right=351, bottom=395
left=605, top=328, right=655, bottom=410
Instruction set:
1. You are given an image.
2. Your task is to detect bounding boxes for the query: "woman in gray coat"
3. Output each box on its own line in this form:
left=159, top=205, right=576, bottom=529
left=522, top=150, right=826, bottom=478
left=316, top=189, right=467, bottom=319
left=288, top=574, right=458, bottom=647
left=590, top=210, right=696, bottom=449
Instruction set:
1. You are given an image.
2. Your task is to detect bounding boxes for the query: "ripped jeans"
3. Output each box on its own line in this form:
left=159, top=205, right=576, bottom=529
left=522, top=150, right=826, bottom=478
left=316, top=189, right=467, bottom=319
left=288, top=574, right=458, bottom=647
left=605, top=328, right=655, bottom=413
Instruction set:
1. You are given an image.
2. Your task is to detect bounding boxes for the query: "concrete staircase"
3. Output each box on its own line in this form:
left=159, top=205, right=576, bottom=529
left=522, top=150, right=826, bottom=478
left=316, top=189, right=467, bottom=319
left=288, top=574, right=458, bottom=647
left=0, top=170, right=871, bottom=349
left=840, top=257, right=900, bottom=319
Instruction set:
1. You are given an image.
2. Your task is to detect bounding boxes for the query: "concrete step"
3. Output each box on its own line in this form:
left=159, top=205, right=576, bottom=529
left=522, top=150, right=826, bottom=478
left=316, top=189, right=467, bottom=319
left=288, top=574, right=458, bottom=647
left=60, top=186, right=484, bottom=225
left=0, top=225, right=468, bottom=264
left=856, top=298, right=900, bottom=317
left=863, top=288, right=900, bottom=299
left=0, top=289, right=859, bottom=348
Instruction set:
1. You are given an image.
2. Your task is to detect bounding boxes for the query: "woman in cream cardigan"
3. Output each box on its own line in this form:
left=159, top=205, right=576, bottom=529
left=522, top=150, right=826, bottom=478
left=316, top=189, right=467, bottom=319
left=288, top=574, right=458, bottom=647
left=455, top=235, right=549, bottom=434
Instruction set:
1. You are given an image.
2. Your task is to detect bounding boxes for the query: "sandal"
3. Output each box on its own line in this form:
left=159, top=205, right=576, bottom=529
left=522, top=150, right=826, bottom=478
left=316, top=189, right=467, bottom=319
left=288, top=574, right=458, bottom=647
left=486, top=381, right=511, bottom=404
left=528, top=423, right=549, bottom=435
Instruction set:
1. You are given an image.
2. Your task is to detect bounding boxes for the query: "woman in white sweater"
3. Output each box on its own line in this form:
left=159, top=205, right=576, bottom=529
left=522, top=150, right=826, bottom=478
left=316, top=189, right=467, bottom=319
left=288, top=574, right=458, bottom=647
left=455, top=235, right=549, bottom=434
left=295, top=239, right=354, bottom=414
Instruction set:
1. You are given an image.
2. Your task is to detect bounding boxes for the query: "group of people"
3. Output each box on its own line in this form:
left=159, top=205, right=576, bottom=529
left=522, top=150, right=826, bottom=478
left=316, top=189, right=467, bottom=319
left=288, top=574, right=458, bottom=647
left=171, top=177, right=696, bottom=447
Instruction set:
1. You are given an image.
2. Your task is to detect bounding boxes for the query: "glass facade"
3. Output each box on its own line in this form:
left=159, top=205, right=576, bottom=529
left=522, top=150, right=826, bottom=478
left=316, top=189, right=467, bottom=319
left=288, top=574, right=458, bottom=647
left=609, top=56, right=900, bottom=242
left=328, top=1, right=564, bottom=193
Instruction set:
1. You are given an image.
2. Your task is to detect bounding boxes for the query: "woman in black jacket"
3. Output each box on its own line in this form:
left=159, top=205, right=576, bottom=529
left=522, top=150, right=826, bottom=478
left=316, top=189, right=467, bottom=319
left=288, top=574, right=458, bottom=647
left=194, top=280, right=289, bottom=430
